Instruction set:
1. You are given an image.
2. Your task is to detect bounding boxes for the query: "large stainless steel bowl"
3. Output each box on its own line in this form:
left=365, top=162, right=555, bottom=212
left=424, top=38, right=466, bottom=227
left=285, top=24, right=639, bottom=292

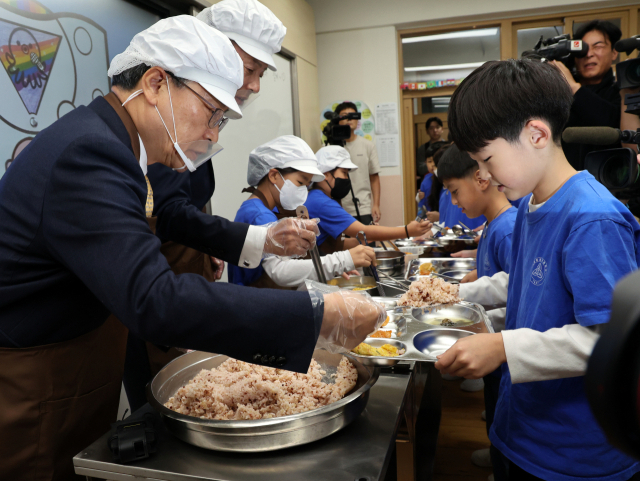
left=376, top=251, right=405, bottom=276
left=147, top=350, right=380, bottom=452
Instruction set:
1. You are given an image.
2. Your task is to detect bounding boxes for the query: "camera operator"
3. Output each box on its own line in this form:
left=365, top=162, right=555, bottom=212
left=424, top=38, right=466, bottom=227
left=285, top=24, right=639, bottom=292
left=335, top=102, right=382, bottom=224
left=554, top=20, right=622, bottom=170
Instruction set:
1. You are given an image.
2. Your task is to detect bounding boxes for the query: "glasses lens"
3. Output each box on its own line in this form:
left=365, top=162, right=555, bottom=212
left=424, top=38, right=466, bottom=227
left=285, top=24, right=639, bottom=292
left=208, top=108, right=225, bottom=129
left=218, top=117, right=229, bottom=132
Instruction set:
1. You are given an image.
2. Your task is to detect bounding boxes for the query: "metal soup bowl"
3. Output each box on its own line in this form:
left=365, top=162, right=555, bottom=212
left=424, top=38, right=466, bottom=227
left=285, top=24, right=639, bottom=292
left=375, top=251, right=405, bottom=275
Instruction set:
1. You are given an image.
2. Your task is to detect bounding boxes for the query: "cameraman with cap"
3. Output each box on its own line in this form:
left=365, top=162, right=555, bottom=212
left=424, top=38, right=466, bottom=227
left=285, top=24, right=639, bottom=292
left=334, top=101, right=382, bottom=225
left=553, top=20, right=622, bottom=170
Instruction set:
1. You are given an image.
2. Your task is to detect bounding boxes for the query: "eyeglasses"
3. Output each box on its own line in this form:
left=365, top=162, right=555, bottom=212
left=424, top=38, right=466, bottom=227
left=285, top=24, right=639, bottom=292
left=177, top=80, right=229, bottom=132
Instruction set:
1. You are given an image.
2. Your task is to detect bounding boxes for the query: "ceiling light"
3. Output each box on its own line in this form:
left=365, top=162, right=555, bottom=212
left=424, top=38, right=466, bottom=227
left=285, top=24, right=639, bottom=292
left=404, top=62, right=484, bottom=72
left=402, top=28, right=498, bottom=44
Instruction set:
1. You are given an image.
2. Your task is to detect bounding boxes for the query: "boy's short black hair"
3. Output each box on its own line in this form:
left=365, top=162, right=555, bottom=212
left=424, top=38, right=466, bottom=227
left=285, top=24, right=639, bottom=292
left=335, top=102, right=358, bottom=115
left=436, top=143, right=478, bottom=182
left=426, top=117, right=443, bottom=130
left=448, top=59, right=573, bottom=153
left=574, top=19, right=622, bottom=47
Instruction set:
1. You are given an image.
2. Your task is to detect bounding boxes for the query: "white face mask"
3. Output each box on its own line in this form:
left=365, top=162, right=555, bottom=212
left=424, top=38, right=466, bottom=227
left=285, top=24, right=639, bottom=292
left=121, top=82, right=223, bottom=173
left=275, top=173, right=308, bottom=210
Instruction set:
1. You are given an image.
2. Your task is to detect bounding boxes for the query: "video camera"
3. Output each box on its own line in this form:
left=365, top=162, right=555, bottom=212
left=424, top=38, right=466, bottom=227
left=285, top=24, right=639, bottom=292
left=524, top=33, right=588, bottom=63
left=322, top=111, right=361, bottom=146
left=614, top=36, right=640, bottom=90
left=586, top=269, right=640, bottom=461
left=563, top=126, right=640, bottom=194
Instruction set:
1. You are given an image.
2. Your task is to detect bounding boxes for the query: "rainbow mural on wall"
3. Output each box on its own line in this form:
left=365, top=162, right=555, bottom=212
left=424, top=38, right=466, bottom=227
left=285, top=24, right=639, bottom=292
left=0, top=18, right=61, bottom=114
left=0, top=0, right=49, bottom=14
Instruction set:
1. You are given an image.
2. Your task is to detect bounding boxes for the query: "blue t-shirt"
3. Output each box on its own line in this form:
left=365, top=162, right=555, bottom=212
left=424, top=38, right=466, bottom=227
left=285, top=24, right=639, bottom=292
left=490, top=171, right=640, bottom=481
left=228, top=198, right=278, bottom=286
left=510, top=197, right=523, bottom=209
left=438, top=188, right=450, bottom=226
left=477, top=207, right=517, bottom=279
left=418, top=173, right=433, bottom=210
left=305, top=189, right=357, bottom=247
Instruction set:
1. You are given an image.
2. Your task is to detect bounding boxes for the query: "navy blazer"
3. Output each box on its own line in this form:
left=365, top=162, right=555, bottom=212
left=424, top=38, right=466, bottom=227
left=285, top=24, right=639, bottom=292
left=146, top=160, right=249, bottom=262
left=0, top=96, right=321, bottom=373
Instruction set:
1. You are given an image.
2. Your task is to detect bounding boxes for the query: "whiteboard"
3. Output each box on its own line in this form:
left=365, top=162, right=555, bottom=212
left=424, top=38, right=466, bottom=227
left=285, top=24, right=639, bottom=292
left=208, top=53, right=295, bottom=281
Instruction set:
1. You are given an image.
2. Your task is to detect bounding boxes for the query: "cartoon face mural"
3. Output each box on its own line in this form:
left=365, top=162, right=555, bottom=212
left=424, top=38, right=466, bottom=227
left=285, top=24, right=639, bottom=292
left=0, top=0, right=110, bottom=176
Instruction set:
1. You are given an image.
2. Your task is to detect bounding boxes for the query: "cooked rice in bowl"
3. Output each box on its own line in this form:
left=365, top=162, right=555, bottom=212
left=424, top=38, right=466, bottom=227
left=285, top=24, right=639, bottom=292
left=164, top=357, right=358, bottom=420
left=397, top=277, right=461, bottom=307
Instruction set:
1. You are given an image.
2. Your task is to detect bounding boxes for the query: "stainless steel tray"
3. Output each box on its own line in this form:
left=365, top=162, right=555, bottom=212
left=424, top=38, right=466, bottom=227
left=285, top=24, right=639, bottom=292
left=405, top=258, right=477, bottom=281
left=350, top=301, right=493, bottom=366
left=147, top=349, right=379, bottom=452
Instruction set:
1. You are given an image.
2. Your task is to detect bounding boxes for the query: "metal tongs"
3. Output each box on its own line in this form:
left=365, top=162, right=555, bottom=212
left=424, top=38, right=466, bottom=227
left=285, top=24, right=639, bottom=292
left=296, top=206, right=327, bottom=284
left=357, top=231, right=386, bottom=297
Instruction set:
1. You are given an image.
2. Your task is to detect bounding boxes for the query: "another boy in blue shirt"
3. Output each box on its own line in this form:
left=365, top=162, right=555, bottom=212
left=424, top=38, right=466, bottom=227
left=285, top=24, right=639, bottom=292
left=438, top=143, right=518, bottom=479
left=436, top=59, right=640, bottom=480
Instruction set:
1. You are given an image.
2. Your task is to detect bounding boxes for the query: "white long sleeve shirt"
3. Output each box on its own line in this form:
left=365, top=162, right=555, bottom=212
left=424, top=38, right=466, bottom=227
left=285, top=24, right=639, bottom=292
left=261, top=250, right=355, bottom=287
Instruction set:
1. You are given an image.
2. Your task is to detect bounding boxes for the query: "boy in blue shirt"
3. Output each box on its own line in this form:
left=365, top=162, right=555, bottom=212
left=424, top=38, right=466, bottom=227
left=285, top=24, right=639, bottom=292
left=438, top=143, right=518, bottom=478
left=306, top=146, right=431, bottom=252
left=228, top=136, right=376, bottom=287
left=436, top=59, right=640, bottom=480
left=417, top=156, right=435, bottom=213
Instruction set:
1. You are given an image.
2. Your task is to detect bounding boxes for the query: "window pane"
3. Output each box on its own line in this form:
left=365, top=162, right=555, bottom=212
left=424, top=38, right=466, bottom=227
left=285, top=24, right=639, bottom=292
left=422, top=97, right=451, bottom=114
left=402, top=27, right=500, bottom=82
left=516, top=25, right=564, bottom=59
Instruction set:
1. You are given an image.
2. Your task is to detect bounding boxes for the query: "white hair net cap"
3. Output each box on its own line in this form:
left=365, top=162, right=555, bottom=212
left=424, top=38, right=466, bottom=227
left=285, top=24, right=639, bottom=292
left=315, top=145, right=359, bottom=178
left=108, top=15, right=244, bottom=119
left=248, top=135, right=325, bottom=186
left=197, top=0, right=285, bottom=71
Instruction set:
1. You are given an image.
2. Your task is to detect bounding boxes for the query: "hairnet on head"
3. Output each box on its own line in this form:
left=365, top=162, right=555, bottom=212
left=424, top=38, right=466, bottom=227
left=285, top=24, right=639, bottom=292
left=108, top=15, right=244, bottom=119
left=315, top=145, right=359, bottom=179
left=248, top=135, right=325, bottom=186
left=197, top=0, right=286, bottom=71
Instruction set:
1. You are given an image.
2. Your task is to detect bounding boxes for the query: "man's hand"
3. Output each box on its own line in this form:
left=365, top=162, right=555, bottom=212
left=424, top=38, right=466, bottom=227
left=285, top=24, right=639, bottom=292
left=263, top=218, right=320, bottom=258
left=210, top=257, right=225, bottom=281
left=320, top=291, right=386, bottom=351
left=372, top=205, right=381, bottom=224
left=460, top=269, right=478, bottom=283
left=552, top=60, right=581, bottom=94
left=451, top=249, right=477, bottom=259
left=434, top=333, right=507, bottom=379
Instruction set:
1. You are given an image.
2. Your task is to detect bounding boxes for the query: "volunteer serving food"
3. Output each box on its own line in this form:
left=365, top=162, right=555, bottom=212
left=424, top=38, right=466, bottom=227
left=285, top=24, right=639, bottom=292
left=0, top=15, right=385, bottom=481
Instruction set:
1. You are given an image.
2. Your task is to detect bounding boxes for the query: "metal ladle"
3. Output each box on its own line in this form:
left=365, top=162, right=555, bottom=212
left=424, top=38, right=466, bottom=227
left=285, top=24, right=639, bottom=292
left=357, top=231, right=386, bottom=297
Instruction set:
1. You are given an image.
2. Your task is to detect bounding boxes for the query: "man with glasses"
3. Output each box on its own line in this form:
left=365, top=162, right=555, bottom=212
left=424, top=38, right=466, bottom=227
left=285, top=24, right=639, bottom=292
left=553, top=19, right=622, bottom=171
left=0, top=16, right=385, bottom=480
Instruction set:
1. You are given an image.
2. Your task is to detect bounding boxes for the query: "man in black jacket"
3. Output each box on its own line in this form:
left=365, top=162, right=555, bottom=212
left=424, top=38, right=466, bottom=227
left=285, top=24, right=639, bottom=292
left=553, top=20, right=622, bottom=171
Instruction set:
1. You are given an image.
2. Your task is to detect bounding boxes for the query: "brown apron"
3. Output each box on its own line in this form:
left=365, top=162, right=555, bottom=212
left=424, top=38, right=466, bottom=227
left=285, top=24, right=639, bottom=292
left=145, top=215, right=217, bottom=375
left=0, top=315, right=128, bottom=481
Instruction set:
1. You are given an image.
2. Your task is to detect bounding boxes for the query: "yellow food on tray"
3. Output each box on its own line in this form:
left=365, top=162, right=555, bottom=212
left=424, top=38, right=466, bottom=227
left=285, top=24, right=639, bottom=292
left=419, top=263, right=436, bottom=275
left=352, top=342, right=401, bottom=357
left=370, top=330, right=392, bottom=339
left=352, top=286, right=375, bottom=291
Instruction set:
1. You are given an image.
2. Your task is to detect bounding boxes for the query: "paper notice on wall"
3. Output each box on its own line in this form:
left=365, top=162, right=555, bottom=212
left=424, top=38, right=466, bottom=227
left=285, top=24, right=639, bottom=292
left=376, top=135, right=400, bottom=167
left=375, top=103, right=398, bottom=135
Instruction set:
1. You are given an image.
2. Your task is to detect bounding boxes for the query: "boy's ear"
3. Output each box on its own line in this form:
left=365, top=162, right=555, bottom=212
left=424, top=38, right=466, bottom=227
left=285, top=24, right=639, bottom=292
left=475, top=170, right=491, bottom=191
left=526, top=119, right=552, bottom=150
left=267, top=168, right=280, bottom=184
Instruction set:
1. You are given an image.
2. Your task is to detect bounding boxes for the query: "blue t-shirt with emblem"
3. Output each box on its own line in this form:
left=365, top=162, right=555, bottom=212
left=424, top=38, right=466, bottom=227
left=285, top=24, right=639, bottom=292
left=304, top=189, right=357, bottom=247
left=490, top=171, right=640, bottom=481
left=228, top=198, right=278, bottom=286
left=418, top=173, right=433, bottom=210
left=477, top=207, right=517, bottom=279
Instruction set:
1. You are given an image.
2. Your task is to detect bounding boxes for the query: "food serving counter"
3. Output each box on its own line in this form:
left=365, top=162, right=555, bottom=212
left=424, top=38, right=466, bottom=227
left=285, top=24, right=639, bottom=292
left=74, top=368, right=431, bottom=481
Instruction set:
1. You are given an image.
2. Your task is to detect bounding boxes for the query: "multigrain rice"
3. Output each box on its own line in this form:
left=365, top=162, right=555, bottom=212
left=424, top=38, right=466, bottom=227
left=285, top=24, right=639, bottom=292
left=164, top=357, right=357, bottom=420
left=397, top=277, right=461, bottom=307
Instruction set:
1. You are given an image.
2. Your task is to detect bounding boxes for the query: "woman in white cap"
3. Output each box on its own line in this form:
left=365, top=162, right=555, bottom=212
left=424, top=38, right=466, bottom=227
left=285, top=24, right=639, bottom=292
left=228, top=135, right=377, bottom=288
left=0, top=17, right=384, bottom=480
left=307, top=146, right=433, bottom=254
